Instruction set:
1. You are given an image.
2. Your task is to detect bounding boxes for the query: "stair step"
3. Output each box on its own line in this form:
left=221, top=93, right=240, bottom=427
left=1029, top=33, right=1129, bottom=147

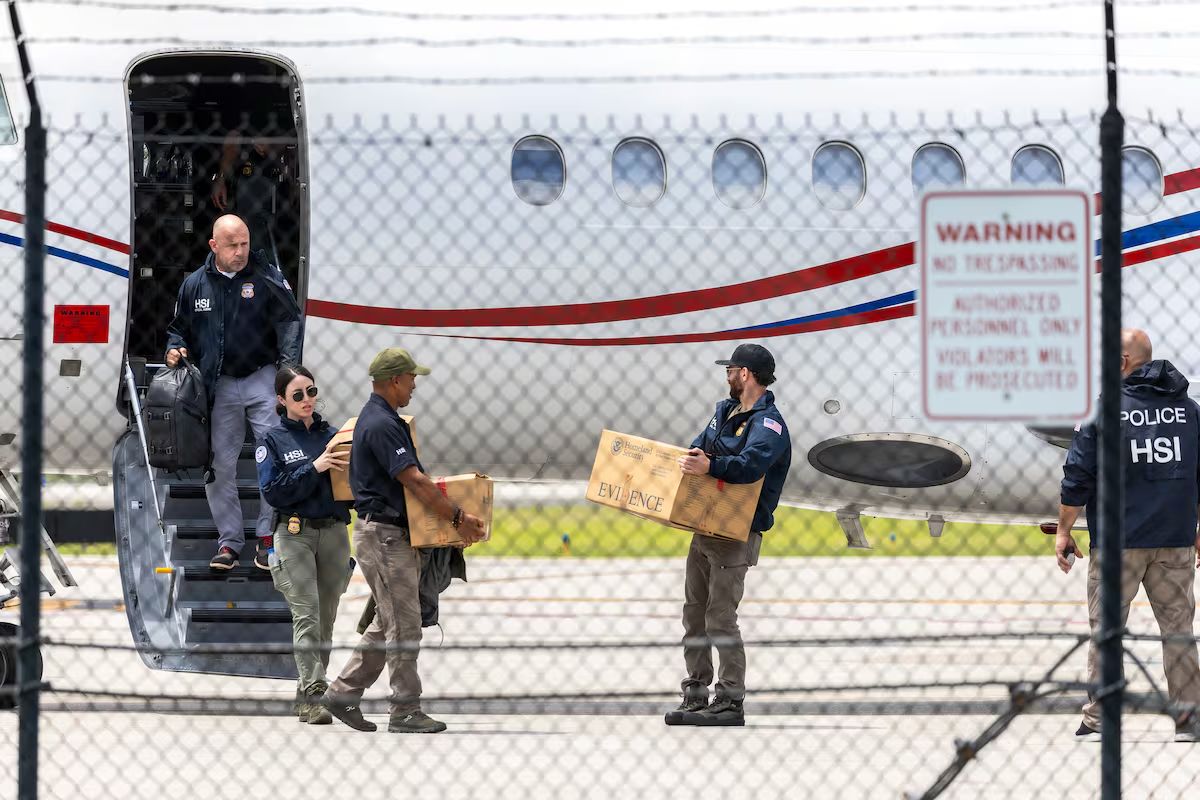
left=176, top=563, right=275, bottom=581
left=168, top=483, right=261, bottom=500
left=185, top=608, right=294, bottom=644
left=173, top=523, right=257, bottom=540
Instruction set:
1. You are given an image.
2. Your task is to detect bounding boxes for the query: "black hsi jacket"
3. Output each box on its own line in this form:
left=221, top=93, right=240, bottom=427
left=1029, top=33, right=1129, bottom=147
left=255, top=413, right=352, bottom=523
left=164, top=250, right=301, bottom=403
left=1061, top=359, right=1200, bottom=550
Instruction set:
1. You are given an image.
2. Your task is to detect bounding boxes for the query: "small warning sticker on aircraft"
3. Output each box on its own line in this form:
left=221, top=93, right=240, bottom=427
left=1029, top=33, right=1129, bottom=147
left=919, top=189, right=1092, bottom=423
left=52, top=304, right=109, bottom=344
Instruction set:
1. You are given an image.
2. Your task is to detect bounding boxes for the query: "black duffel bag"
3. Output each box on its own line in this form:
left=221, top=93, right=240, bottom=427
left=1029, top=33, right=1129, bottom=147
left=144, top=359, right=211, bottom=471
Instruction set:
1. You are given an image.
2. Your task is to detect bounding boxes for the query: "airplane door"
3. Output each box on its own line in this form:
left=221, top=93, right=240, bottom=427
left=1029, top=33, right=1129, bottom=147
left=114, top=51, right=308, bottom=677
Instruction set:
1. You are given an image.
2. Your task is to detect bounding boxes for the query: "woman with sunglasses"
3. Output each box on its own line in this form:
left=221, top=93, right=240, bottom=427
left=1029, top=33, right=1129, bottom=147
left=255, top=364, right=352, bottom=725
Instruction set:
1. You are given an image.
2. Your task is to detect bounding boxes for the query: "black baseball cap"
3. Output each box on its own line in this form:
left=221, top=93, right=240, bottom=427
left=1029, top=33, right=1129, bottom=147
left=716, top=343, right=775, bottom=375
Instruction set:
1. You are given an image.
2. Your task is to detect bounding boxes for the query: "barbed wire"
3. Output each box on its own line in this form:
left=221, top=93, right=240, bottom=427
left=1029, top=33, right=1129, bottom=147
left=37, top=67, right=1125, bottom=86
left=21, top=31, right=1136, bottom=48
left=30, top=630, right=1098, bottom=655
left=17, top=0, right=1200, bottom=21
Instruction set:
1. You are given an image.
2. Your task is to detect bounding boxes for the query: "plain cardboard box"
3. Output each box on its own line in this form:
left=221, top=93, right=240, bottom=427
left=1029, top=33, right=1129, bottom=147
left=585, top=429, right=763, bottom=541
left=329, top=414, right=416, bottom=502
left=405, top=473, right=493, bottom=548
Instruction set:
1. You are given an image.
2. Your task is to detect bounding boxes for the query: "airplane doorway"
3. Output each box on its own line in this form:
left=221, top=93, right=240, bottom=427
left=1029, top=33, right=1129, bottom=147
left=122, top=52, right=308, bottom=369
left=113, top=52, right=308, bottom=678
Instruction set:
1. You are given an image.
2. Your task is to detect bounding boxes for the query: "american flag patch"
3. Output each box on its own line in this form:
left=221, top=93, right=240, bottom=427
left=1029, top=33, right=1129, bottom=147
left=763, top=418, right=783, bottom=435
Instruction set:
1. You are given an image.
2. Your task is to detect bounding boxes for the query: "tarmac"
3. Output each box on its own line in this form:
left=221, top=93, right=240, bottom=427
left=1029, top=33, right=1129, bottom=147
left=3, top=554, right=1198, bottom=799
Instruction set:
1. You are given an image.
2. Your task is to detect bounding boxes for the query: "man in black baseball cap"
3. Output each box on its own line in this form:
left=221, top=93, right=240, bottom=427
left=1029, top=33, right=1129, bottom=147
left=665, top=342, right=792, bottom=727
left=715, top=343, right=775, bottom=379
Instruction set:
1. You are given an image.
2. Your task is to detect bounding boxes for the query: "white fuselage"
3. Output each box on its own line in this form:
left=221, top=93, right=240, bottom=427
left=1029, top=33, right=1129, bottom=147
left=1, top=1, right=1197, bottom=523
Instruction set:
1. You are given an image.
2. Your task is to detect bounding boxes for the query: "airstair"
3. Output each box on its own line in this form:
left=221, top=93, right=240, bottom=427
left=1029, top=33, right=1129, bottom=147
left=113, top=358, right=295, bottom=678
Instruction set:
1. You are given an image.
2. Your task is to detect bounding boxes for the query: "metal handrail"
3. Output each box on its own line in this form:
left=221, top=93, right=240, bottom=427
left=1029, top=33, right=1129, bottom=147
left=123, top=358, right=165, bottom=534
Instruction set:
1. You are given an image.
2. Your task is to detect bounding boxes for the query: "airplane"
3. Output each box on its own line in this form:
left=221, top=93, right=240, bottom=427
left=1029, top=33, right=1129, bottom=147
left=0, top=0, right=1196, bottom=679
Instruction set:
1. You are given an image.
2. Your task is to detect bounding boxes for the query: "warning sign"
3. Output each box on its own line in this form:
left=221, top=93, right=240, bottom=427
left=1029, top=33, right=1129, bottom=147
left=52, top=305, right=110, bottom=344
left=920, top=189, right=1092, bottom=421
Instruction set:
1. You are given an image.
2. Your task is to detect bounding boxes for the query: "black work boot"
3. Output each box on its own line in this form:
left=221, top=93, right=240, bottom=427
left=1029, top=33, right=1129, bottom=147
left=319, top=693, right=377, bottom=732
left=388, top=709, right=448, bottom=734
left=693, top=695, right=745, bottom=727
left=664, top=686, right=709, bottom=726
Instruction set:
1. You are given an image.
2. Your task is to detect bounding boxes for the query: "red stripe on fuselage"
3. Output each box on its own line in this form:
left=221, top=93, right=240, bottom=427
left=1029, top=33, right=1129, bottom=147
left=0, top=209, right=131, bottom=255
left=1165, top=166, right=1200, bottom=196
left=307, top=242, right=915, bottom=329
left=1118, top=231, right=1200, bottom=267
left=421, top=303, right=916, bottom=347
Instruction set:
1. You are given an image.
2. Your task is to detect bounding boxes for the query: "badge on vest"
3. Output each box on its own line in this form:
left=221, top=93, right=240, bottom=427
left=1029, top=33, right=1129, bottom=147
left=735, top=424, right=746, bottom=436
left=241, top=282, right=255, bottom=299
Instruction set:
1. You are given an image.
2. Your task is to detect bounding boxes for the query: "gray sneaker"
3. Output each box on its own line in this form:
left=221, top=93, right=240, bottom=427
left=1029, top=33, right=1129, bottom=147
left=1175, top=715, right=1200, bottom=743
left=319, top=694, right=377, bottom=732
left=388, top=710, right=447, bottom=734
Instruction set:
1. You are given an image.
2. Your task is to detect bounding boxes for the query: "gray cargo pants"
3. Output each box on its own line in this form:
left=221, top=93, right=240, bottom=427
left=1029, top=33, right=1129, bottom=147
left=328, top=520, right=424, bottom=715
left=1083, top=546, right=1200, bottom=729
left=270, top=518, right=352, bottom=695
left=681, top=532, right=762, bottom=703
left=206, top=364, right=277, bottom=553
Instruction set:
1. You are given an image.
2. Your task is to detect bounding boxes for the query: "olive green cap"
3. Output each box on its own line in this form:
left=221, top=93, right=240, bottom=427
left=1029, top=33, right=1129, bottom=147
left=368, top=347, right=431, bottom=380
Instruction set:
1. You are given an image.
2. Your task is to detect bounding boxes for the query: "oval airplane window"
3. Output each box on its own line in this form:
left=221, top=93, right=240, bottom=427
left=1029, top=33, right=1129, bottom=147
left=712, top=139, right=767, bottom=209
left=911, top=143, right=965, bottom=195
left=512, top=135, right=565, bottom=206
left=1011, top=145, right=1065, bottom=186
left=812, top=141, right=866, bottom=210
left=612, top=138, right=666, bottom=207
left=1122, top=146, right=1163, bottom=215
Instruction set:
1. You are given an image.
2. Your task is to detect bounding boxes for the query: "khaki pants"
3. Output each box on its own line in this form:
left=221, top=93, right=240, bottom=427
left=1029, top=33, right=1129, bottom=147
left=681, top=532, right=762, bottom=703
left=270, top=518, right=351, bottom=695
left=1084, top=546, right=1200, bottom=728
left=329, top=520, right=424, bottom=715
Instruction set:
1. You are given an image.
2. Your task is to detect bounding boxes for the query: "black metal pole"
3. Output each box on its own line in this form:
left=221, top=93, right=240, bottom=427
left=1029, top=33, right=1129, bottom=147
left=7, top=1, right=43, bottom=798
left=1098, top=2, right=1124, bottom=798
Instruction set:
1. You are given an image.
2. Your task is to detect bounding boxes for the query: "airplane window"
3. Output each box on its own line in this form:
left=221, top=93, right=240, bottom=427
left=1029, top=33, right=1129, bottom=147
left=712, top=139, right=766, bottom=209
left=812, top=141, right=866, bottom=210
left=1011, top=145, right=1064, bottom=186
left=0, top=78, right=15, bottom=145
left=1122, top=146, right=1162, bottom=215
left=511, top=135, right=565, bottom=206
left=911, top=143, right=964, bottom=195
left=612, top=138, right=666, bottom=207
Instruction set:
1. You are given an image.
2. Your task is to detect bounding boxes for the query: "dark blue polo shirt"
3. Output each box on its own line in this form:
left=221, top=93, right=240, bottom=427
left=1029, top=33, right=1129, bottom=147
left=350, top=392, right=422, bottom=520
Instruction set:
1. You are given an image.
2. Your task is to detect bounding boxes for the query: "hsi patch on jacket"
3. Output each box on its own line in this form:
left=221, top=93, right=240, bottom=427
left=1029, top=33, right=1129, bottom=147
left=256, top=413, right=350, bottom=523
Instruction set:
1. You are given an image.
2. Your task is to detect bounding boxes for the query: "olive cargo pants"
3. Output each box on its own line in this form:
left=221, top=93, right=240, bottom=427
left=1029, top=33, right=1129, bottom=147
left=681, top=532, right=762, bottom=703
left=328, top=520, right=424, bottom=715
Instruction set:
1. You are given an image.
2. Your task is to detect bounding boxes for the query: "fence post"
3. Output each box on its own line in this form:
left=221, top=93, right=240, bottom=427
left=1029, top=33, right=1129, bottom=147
left=7, top=0, right=45, bottom=796
left=1098, top=2, right=1125, bottom=797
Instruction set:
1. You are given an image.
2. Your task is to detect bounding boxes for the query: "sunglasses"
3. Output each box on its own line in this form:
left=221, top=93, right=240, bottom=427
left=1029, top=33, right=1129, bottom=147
left=290, top=386, right=319, bottom=402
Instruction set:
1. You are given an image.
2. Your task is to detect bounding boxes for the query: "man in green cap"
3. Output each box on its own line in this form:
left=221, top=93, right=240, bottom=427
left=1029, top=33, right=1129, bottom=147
left=320, top=347, right=487, bottom=734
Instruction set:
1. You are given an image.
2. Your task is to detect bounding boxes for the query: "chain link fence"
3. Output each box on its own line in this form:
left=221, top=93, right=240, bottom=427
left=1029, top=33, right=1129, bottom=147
left=1, top=68, right=1199, bottom=798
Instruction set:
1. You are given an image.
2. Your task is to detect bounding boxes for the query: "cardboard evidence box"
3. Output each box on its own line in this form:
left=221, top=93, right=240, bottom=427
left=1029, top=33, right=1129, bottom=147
left=585, top=429, right=763, bottom=542
left=329, top=414, right=416, bottom=502
left=404, top=473, right=494, bottom=549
